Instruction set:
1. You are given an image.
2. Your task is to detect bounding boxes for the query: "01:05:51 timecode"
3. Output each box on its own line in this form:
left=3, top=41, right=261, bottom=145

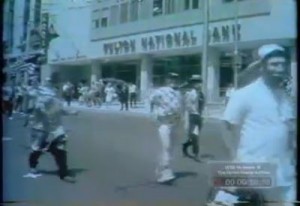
left=213, top=177, right=273, bottom=188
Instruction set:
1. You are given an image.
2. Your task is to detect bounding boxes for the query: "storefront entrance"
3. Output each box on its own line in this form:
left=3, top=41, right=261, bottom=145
left=152, top=54, right=201, bottom=87
left=102, top=62, right=137, bottom=84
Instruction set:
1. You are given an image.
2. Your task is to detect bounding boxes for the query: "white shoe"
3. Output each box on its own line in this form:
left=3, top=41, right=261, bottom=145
left=213, top=190, right=239, bottom=205
left=23, top=168, right=42, bottom=178
left=156, top=169, right=175, bottom=183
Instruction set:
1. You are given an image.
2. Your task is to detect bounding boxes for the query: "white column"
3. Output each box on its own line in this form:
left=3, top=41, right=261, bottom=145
left=140, top=55, right=153, bottom=103
left=290, top=47, right=297, bottom=98
left=90, top=61, right=101, bottom=84
left=206, top=48, right=220, bottom=102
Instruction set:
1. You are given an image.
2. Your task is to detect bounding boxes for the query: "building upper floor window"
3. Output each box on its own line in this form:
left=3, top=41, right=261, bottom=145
left=120, top=2, right=129, bottom=23
left=91, top=9, right=100, bottom=29
left=101, top=17, right=108, bottom=27
left=34, top=0, right=42, bottom=27
left=153, top=0, right=163, bottom=16
left=101, top=7, right=109, bottom=27
left=165, top=0, right=175, bottom=14
left=184, top=0, right=190, bottom=10
left=110, top=5, right=119, bottom=26
left=185, top=0, right=199, bottom=10
left=129, top=0, right=138, bottom=21
left=192, top=0, right=199, bottom=9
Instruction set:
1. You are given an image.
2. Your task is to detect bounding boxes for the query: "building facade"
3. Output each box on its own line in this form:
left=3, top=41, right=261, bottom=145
left=3, top=0, right=44, bottom=84
left=46, top=0, right=296, bottom=103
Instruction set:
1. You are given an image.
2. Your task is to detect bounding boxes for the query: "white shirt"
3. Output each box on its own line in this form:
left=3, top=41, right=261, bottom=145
left=63, top=84, right=69, bottom=92
left=223, top=77, right=295, bottom=186
left=185, top=89, right=200, bottom=114
left=129, top=84, right=137, bottom=93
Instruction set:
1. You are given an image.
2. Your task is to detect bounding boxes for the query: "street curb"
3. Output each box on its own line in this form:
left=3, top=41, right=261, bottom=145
left=68, top=105, right=223, bottom=121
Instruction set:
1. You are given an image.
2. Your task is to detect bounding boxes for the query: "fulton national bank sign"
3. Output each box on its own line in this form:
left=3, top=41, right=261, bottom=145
left=102, top=23, right=241, bottom=56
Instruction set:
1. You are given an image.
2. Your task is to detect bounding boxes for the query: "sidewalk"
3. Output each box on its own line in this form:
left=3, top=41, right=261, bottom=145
left=68, top=101, right=225, bottom=120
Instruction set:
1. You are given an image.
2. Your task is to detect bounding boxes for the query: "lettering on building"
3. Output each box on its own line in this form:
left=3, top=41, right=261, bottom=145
left=141, top=30, right=197, bottom=51
left=103, top=40, right=136, bottom=55
left=209, top=23, right=241, bottom=43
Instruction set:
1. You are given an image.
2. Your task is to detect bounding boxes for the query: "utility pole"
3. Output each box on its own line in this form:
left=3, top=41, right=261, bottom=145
left=233, top=0, right=240, bottom=89
left=201, top=0, right=209, bottom=98
left=24, top=20, right=33, bottom=86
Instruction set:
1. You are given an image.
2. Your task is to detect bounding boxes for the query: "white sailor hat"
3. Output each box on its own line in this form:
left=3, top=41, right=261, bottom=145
left=258, top=44, right=285, bottom=60
left=189, top=74, right=202, bottom=82
left=167, top=72, right=179, bottom=78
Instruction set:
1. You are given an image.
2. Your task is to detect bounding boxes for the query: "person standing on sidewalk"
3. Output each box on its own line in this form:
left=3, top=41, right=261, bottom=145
left=2, top=84, right=14, bottom=120
left=214, top=44, right=296, bottom=205
left=129, top=82, right=137, bottom=108
left=149, top=72, right=182, bottom=183
left=182, top=75, right=205, bottom=162
left=24, top=77, right=78, bottom=183
left=14, top=83, right=24, bottom=113
left=118, top=84, right=129, bottom=111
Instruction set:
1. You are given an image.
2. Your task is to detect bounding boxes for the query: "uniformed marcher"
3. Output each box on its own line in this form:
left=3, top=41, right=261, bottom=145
left=149, top=72, right=182, bottom=183
left=182, top=75, right=205, bottom=161
left=24, top=77, right=78, bottom=183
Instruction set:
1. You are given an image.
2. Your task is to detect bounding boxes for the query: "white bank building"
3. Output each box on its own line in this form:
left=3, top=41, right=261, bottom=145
left=46, top=0, right=297, bottom=103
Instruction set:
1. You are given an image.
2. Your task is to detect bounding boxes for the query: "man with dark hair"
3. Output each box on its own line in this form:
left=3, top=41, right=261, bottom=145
left=149, top=72, right=182, bottom=183
left=212, top=44, right=296, bottom=205
left=182, top=75, right=205, bottom=161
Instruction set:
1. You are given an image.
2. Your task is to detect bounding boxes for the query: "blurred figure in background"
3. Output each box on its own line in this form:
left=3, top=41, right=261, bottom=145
left=104, top=83, right=116, bottom=108
left=129, top=82, right=137, bottom=108
left=118, top=84, right=129, bottom=111
left=3, top=83, right=14, bottom=120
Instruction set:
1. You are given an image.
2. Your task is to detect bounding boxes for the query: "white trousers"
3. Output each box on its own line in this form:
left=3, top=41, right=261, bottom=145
left=157, top=122, right=178, bottom=176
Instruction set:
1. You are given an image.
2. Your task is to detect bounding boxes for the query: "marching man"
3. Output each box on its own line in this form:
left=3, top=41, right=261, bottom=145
left=149, top=72, right=182, bottom=184
left=182, top=75, right=205, bottom=161
left=24, top=77, right=78, bottom=183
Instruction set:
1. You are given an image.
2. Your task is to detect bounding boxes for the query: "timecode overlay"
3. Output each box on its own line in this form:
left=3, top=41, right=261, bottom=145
left=208, top=162, right=277, bottom=188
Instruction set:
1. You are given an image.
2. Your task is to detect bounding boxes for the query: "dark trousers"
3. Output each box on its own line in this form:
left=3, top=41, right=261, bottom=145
left=65, top=95, right=72, bottom=106
left=120, top=99, right=129, bottom=111
left=3, top=100, right=13, bottom=117
left=129, top=93, right=137, bottom=107
left=29, top=138, right=69, bottom=179
left=183, top=114, right=203, bottom=156
left=14, top=96, right=23, bottom=112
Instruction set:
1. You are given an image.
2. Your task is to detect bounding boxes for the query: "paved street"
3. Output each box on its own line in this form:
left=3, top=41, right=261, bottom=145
left=3, top=110, right=230, bottom=205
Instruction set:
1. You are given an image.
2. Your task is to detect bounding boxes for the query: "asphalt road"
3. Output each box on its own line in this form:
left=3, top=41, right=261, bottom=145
left=2, top=110, right=231, bottom=206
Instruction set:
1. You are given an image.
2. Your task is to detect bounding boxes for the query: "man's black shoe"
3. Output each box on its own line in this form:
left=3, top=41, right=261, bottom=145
left=182, top=143, right=189, bottom=157
left=60, top=175, right=76, bottom=183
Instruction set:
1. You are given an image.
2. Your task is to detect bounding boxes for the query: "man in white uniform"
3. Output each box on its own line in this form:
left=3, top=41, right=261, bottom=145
left=149, top=73, right=182, bottom=183
left=213, top=44, right=296, bottom=205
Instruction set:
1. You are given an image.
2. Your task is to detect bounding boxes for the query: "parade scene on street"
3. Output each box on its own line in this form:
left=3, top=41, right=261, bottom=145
left=2, top=0, right=297, bottom=205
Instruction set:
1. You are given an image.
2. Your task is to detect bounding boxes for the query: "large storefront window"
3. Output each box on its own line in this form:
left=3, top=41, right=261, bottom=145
left=153, top=55, right=201, bottom=87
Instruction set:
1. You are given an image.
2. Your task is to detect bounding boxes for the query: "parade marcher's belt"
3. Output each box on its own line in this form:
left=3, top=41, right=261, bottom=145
left=157, top=114, right=181, bottom=124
